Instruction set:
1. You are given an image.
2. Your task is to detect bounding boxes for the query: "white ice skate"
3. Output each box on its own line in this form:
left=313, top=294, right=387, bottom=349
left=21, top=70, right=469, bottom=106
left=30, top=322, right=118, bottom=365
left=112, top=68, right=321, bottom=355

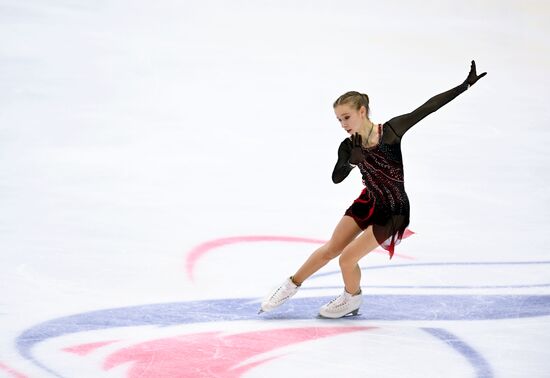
left=259, top=277, right=299, bottom=314
left=318, top=290, right=362, bottom=319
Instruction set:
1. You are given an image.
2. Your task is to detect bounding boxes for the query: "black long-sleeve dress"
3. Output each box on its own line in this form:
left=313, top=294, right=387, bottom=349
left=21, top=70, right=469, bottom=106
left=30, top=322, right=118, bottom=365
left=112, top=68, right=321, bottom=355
left=332, top=81, right=469, bottom=258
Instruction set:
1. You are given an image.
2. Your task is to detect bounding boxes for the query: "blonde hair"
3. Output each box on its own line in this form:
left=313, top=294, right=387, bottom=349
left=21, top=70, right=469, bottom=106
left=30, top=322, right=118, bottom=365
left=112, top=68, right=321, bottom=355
left=333, top=91, right=370, bottom=117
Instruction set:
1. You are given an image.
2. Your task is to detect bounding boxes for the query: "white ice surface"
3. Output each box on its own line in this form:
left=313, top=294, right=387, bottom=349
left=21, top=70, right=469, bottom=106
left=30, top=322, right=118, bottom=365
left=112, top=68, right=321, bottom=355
left=1, top=1, right=549, bottom=377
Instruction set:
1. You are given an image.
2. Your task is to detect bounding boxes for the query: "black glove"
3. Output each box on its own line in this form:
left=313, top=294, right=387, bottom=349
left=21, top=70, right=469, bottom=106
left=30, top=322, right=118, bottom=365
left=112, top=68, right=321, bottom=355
left=464, top=60, right=487, bottom=87
left=349, top=133, right=364, bottom=165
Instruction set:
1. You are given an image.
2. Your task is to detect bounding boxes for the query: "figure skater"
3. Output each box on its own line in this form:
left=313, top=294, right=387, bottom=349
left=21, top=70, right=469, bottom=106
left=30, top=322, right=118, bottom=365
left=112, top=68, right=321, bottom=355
left=259, top=60, right=487, bottom=318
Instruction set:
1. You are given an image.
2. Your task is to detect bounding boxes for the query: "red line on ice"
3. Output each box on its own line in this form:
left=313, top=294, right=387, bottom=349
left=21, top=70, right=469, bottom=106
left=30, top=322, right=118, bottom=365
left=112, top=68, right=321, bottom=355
left=185, top=233, right=415, bottom=281
left=63, top=340, right=119, bottom=356
left=0, top=362, right=28, bottom=378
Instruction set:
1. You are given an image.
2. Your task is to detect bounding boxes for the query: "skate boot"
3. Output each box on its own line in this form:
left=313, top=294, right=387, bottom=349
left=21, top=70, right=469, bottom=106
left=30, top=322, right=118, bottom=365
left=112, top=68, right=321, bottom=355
left=259, top=277, right=300, bottom=314
left=318, top=290, right=362, bottom=319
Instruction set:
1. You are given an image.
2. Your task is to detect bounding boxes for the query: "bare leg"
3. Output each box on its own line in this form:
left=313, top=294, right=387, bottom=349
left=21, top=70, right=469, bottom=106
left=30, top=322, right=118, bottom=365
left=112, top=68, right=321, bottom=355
left=338, top=225, right=380, bottom=294
left=292, top=216, right=361, bottom=285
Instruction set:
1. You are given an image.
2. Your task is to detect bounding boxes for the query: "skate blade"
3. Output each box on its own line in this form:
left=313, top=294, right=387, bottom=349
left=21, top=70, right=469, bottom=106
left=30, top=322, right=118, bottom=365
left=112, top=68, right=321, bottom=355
left=317, top=309, right=360, bottom=319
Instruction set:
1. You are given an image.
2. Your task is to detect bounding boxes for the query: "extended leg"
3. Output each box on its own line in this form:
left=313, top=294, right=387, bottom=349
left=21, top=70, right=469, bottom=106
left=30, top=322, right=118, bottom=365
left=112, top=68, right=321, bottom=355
left=259, top=216, right=360, bottom=313
left=292, top=216, right=361, bottom=284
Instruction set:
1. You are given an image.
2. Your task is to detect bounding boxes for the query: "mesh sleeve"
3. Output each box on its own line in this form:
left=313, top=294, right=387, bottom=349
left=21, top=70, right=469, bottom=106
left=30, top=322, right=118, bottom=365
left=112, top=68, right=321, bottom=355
left=385, top=81, right=469, bottom=140
left=332, top=138, right=355, bottom=184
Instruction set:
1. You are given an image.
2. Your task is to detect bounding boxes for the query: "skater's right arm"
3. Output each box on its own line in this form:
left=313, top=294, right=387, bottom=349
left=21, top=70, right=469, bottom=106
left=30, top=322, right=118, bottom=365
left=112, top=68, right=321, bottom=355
left=332, top=138, right=355, bottom=184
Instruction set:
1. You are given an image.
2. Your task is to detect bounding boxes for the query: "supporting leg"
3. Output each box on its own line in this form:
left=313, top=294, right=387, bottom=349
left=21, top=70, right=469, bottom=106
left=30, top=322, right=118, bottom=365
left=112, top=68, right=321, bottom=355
left=338, top=225, right=379, bottom=294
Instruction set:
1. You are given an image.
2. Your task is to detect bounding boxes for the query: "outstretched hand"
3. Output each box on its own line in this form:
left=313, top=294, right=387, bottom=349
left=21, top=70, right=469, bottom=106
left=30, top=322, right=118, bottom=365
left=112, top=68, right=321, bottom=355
left=465, top=60, right=487, bottom=87
left=349, top=133, right=364, bottom=165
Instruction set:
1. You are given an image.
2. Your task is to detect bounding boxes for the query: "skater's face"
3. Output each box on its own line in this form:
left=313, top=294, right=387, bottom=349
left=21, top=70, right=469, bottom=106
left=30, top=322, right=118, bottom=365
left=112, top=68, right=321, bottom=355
left=334, top=104, right=367, bottom=135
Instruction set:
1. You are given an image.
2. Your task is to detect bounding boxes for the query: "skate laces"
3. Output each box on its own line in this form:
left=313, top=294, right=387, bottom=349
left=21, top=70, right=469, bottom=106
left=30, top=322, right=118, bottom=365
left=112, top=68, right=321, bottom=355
left=327, top=292, right=351, bottom=309
left=269, top=280, right=296, bottom=303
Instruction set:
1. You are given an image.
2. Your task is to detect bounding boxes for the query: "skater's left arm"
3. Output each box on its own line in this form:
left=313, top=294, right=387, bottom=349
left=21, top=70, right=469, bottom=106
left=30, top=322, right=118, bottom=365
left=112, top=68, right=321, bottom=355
left=386, top=60, right=487, bottom=139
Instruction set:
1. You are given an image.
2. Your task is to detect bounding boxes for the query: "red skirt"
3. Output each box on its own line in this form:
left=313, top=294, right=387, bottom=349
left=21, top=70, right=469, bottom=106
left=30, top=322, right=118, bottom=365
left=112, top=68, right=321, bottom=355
left=344, top=187, right=410, bottom=259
